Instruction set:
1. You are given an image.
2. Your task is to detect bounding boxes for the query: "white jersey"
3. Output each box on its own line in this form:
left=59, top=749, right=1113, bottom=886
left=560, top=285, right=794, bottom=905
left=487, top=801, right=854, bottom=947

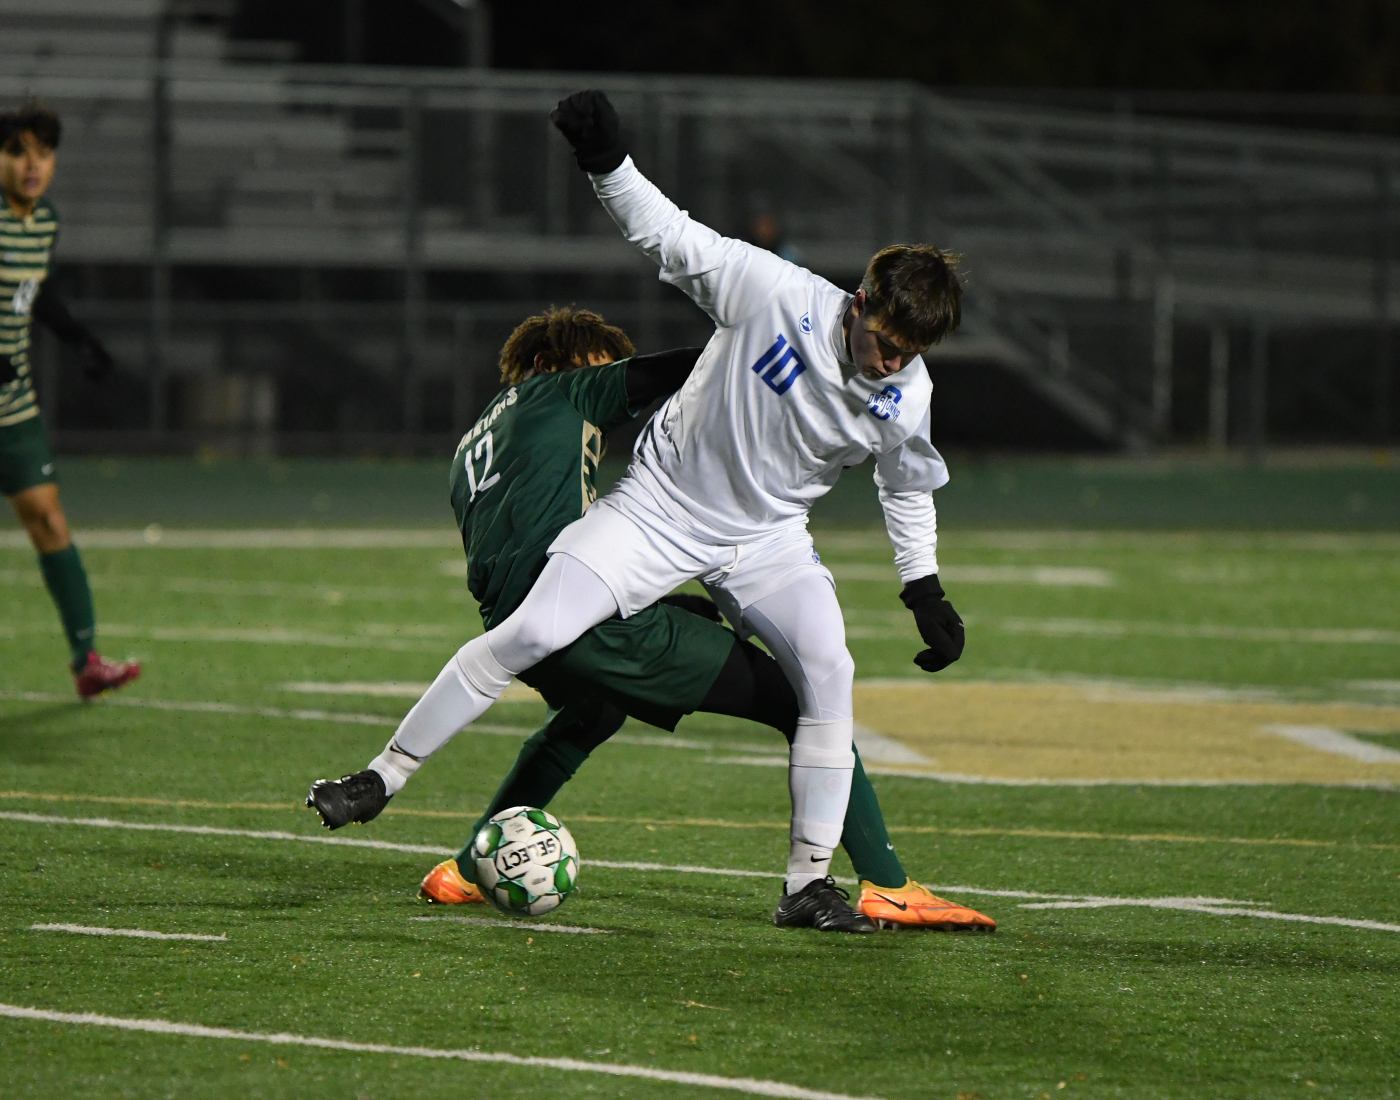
left=595, top=158, right=947, bottom=583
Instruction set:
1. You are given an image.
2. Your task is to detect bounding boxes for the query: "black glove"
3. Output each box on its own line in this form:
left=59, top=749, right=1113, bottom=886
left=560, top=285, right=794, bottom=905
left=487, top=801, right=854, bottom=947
left=658, top=592, right=723, bottom=623
left=32, top=282, right=115, bottom=380
left=550, top=89, right=628, bottom=174
left=900, top=573, right=965, bottom=673
left=79, top=335, right=115, bottom=381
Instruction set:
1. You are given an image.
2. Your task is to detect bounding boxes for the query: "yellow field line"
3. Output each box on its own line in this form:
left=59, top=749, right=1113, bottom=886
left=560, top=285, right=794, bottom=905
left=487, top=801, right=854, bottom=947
left=2, top=789, right=1396, bottom=852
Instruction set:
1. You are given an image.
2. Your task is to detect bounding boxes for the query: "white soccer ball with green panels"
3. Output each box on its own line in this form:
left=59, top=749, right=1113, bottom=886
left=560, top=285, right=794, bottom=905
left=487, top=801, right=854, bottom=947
left=470, top=806, right=579, bottom=916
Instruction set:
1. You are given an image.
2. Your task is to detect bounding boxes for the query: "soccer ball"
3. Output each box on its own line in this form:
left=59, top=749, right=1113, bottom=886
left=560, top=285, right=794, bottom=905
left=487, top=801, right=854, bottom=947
left=470, top=806, right=579, bottom=916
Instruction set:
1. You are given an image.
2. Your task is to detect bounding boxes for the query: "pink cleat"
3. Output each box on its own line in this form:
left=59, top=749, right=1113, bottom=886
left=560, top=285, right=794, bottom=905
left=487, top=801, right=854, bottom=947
left=74, top=652, right=141, bottom=699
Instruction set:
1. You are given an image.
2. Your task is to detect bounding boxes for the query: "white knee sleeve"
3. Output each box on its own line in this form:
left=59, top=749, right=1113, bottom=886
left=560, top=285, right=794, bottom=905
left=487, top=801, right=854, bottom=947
left=788, top=717, right=855, bottom=852
left=789, top=717, right=858, bottom=770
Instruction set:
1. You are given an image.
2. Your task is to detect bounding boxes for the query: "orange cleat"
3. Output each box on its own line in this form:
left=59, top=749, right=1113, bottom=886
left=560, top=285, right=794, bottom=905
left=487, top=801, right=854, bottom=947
left=858, top=878, right=997, bottom=932
left=74, top=652, right=141, bottom=699
left=418, top=859, right=486, bottom=905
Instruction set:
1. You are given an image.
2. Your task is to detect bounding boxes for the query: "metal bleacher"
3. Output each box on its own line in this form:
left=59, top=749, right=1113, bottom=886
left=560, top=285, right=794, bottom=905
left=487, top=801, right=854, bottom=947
left=3, top=0, right=1397, bottom=450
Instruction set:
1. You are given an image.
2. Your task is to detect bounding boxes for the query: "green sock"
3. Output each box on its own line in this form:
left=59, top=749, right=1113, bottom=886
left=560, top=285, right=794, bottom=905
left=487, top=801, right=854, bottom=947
left=455, top=708, right=592, bottom=877
left=840, top=749, right=908, bottom=888
left=38, top=545, right=96, bottom=671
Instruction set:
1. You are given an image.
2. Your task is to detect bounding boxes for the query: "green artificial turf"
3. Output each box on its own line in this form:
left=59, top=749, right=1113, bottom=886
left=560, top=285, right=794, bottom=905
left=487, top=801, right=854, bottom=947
left=1, top=458, right=1399, bottom=1098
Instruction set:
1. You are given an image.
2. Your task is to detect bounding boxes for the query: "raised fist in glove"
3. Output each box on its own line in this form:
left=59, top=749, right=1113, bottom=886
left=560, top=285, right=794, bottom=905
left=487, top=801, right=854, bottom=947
left=550, top=89, right=628, bottom=174
left=900, top=573, right=965, bottom=673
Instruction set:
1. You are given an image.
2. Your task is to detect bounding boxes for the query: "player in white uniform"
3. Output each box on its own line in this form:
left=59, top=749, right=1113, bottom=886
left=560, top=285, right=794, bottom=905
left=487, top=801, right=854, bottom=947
left=359, top=91, right=967, bottom=933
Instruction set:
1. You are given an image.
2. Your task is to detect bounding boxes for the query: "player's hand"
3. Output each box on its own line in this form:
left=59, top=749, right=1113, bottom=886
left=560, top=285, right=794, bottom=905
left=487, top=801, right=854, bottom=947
left=80, top=335, right=114, bottom=381
left=658, top=592, right=724, bottom=623
left=900, top=573, right=964, bottom=673
left=550, top=89, right=628, bottom=174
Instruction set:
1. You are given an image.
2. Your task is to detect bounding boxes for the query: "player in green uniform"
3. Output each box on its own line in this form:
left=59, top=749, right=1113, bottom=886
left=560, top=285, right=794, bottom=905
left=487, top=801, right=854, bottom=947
left=0, top=101, right=139, bottom=697
left=308, top=307, right=996, bottom=931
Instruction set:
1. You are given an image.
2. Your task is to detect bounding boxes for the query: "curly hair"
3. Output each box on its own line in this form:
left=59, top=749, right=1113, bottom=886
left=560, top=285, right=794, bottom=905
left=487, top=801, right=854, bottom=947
left=498, top=306, right=635, bottom=385
left=0, top=100, right=61, bottom=154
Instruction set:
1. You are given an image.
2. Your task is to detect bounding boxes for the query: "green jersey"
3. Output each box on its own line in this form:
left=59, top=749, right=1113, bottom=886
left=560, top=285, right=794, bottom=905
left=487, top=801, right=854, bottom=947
left=451, top=362, right=636, bottom=629
left=0, top=197, right=57, bottom=428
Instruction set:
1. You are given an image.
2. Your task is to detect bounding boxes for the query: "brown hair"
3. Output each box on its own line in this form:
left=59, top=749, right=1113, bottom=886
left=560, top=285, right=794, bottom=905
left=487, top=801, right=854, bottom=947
left=498, top=305, right=635, bottom=385
left=0, top=100, right=61, bottom=154
left=858, top=245, right=963, bottom=349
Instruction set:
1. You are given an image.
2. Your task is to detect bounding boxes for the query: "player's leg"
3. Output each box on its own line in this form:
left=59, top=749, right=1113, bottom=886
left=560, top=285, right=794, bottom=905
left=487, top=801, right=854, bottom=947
left=738, top=574, right=858, bottom=893
left=696, top=635, right=909, bottom=889
left=461, top=697, right=625, bottom=866
left=309, top=505, right=705, bottom=827
left=421, top=697, right=625, bottom=904
left=2, top=421, right=138, bottom=696
left=363, top=552, right=619, bottom=797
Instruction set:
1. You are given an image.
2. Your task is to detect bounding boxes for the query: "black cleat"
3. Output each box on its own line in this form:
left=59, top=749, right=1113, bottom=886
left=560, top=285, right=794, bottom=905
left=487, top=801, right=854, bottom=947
left=306, top=769, right=390, bottom=830
left=774, top=876, right=877, bottom=934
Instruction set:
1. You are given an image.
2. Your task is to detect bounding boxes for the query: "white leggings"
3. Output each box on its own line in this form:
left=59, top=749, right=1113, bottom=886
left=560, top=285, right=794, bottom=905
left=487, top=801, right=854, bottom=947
left=485, top=553, right=620, bottom=673
left=738, top=575, right=854, bottom=723
left=372, top=554, right=856, bottom=891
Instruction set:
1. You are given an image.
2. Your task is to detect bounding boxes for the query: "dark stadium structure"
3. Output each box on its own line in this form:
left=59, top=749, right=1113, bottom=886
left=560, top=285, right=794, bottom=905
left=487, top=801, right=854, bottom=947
left=5, top=0, right=1399, bottom=455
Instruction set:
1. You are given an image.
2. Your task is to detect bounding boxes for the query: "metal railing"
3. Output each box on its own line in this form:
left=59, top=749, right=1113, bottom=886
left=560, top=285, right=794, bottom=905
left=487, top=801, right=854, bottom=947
left=3, top=9, right=1397, bottom=447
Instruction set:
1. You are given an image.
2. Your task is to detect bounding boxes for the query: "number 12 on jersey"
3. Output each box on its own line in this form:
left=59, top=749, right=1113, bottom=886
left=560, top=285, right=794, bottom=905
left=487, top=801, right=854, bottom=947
left=464, top=430, right=501, bottom=501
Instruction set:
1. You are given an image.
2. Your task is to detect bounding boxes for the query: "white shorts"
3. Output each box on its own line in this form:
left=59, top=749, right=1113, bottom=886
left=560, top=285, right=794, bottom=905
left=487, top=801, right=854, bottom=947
left=547, top=496, right=834, bottom=620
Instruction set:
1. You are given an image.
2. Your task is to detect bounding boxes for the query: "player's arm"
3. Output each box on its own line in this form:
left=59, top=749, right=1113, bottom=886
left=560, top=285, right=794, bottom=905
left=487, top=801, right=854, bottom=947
left=32, top=282, right=114, bottom=379
left=873, top=410, right=964, bottom=673
left=624, top=346, right=703, bottom=408
left=551, top=90, right=793, bottom=327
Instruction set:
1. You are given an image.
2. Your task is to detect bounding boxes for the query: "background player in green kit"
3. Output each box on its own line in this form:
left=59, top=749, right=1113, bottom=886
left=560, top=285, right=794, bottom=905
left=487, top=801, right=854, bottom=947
left=0, top=101, right=139, bottom=698
left=308, top=306, right=995, bottom=931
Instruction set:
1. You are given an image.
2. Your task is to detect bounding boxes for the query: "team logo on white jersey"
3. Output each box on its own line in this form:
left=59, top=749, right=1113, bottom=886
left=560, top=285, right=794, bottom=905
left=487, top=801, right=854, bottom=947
left=750, top=334, right=808, bottom=396
left=867, top=385, right=902, bottom=421
left=799, top=313, right=812, bottom=334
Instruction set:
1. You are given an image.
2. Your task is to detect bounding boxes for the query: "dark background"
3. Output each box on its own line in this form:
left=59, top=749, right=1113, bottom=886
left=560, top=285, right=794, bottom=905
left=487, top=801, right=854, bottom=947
left=232, top=0, right=1400, bottom=96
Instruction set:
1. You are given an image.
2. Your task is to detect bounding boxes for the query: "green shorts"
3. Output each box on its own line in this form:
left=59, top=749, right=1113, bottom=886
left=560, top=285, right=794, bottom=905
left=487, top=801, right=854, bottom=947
left=519, top=601, right=735, bottom=732
left=0, top=414, right=56, bottom=497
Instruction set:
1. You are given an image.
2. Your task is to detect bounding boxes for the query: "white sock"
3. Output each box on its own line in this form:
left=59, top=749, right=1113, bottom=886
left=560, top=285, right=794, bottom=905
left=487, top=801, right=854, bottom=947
left=784, top=718, right=855, bottom=894
left=365, top=636, right=513, bottom=795
left=367, top=739, right=422, bottom=797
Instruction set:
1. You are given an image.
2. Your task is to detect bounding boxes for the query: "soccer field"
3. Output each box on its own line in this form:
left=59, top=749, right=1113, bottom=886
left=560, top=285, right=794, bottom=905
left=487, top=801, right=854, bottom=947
left=2, top=462, right=1400, bottom=1099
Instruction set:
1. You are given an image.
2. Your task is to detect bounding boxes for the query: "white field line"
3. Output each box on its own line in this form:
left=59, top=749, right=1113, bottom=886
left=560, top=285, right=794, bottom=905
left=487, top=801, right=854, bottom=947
left=828, top=563, right=1115, bottom=587
left=0, top=811, right=456, bottom=857
left=30, top=923, right=226, bottom=942
left=96, top=625, right=454, bottom=653
left=0, top=690, right=528, bottom=738
left=5, top=811, right=1395, bottom=936
left=7, top=687, right=1389, bottom=788
left=409, top=916, right=609, bottom=935
left=852, top=723, right=929, bottom=765
left=282, top=680, right=547, bottom=704
left=284, top=680, right=432, bottom=698
left=707, top=755, right=1400, bottom=790
left=996, top=617, right=1400, bottom=646
left=1262, top=725, right=1400, bottom=764
left=0, top=528, right=462, bottom=550
left=0, top=690, right=780, bottom=755
left=0, top=1003, right=874, bottom=1100
left=1016, top=898, right=1400, bottom=933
